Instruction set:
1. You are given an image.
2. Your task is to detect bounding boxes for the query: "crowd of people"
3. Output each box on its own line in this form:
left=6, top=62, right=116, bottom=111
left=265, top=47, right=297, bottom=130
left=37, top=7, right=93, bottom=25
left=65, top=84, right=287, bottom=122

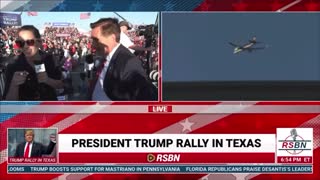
left=0, top=19, right=159, bottom=101
left=0, top=26, right=19, bottom=56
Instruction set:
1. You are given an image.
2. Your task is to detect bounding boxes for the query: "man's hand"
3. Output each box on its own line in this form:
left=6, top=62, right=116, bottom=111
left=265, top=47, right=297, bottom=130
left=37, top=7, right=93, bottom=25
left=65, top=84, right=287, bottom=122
left=50, top=134, right=56, bottom=143
left=37, top=72, right=49, bottom=83
left=12, top=71, right=29, bottom=86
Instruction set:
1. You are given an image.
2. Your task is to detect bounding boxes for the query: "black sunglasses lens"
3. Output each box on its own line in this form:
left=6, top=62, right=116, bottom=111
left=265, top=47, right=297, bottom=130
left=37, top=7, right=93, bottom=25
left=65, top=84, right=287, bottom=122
left=26, top=40, right=35, bottom=46
left=15, top=40, right=25, bottom=48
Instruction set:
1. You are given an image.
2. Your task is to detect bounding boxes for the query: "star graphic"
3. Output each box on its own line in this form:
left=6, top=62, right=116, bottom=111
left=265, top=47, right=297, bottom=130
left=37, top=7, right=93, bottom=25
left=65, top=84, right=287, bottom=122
left=232, top=0, right=248, bottom=11
left=164, top=1, right=176, bottom=11
left=23, top=3, right=32, bottom=11
left=93, top=0, right=104, bottom=11
left=271, top=0, right=284, bottom=11
left=180, top=118, right=195, bottom=133
left=305, top=1, right=319, bottom=11
left=57, top=1, right=67, bottom=11
left=129, top=2, right=139, bottom=11
left=201, top=175, right=209, bottom=180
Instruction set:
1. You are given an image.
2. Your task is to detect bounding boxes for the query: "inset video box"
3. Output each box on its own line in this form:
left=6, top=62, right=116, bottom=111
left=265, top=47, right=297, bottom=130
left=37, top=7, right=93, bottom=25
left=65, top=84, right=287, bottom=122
left=162, top=12, right=320, bottom=101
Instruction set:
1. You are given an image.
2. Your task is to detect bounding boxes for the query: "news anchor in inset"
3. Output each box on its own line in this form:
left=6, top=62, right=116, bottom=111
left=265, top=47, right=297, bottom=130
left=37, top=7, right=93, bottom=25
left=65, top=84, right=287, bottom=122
left=14, top=129, right=56, bottom=158
left=89, top=18, right=157, bottom=101
left=3, top=25, right=63, bottom=101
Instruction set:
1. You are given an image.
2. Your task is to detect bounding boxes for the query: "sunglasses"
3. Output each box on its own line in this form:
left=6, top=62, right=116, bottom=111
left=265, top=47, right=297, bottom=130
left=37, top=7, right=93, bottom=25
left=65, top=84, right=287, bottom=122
left=15, top=39, right=38, bottom=48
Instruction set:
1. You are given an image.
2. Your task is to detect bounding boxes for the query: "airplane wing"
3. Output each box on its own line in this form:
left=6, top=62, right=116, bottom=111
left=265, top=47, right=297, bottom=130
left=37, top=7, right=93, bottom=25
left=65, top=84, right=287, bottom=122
left=229, top=42, right=240, bottom=47
left=248, top=47, right=265, bottom=52
left=248, top=40, right=263, bottom=44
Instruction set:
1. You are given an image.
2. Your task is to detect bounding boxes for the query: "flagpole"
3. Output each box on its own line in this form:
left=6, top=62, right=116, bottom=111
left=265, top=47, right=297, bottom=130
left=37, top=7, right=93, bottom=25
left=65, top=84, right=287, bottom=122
left=113, top=12, right=128, bottom=22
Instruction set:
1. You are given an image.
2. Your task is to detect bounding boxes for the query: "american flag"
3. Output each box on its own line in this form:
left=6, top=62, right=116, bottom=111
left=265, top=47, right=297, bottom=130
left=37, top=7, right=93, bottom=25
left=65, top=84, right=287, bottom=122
left=27, top=11, right=38, bottom=16
left=80, top=12, right=91, bottom=20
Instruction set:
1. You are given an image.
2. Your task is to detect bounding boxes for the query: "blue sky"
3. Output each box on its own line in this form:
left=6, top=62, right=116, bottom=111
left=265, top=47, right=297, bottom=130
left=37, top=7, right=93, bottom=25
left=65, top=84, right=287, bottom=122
left=6, top=12, right=158, bottom=32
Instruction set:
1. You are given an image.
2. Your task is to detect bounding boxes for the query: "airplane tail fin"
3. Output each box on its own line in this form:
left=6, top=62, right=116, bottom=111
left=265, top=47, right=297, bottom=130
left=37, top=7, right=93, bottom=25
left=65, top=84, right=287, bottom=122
left=249, top=36, right=257, bottom=43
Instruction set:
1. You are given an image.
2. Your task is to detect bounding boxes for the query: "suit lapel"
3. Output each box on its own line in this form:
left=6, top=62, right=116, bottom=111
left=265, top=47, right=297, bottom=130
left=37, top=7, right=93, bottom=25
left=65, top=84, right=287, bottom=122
left=104, top=44, right=124, bottom=86
left=107, top=44, right=124, bottom=75
left=30, top=142, right=37, bottom=157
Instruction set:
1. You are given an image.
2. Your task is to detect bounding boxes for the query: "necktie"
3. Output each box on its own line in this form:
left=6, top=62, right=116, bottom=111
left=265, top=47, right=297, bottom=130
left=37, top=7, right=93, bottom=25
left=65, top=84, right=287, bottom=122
left=96, top=61, right=106, bottom=77
left=24, top=142, right=30, bottom=158
left=88, top=60, right=106, bottom=99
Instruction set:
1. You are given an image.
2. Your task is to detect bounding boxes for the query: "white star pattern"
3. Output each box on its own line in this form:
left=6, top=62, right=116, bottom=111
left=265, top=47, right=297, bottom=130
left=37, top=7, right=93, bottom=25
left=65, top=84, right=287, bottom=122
left=201, top=175, right=209, bottom=180
left=180, top=118, right=194, bottom=133
left=129, top=2, right=139, bottom=11
left=93, top=0, right=103, bottom=11
left=57, top=1, right=67, bottom=11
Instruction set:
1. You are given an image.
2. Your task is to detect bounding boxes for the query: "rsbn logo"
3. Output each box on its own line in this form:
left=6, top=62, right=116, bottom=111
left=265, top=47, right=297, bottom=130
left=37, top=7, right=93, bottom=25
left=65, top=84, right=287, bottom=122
left=278, top=129, right=312, bottom=155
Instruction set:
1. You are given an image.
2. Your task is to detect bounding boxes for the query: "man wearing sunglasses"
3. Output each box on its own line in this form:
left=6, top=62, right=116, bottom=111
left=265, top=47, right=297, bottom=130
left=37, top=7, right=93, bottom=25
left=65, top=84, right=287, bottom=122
left=3, top=25, right=63, bottom=101
left=89, top=18, right=157, bottom=101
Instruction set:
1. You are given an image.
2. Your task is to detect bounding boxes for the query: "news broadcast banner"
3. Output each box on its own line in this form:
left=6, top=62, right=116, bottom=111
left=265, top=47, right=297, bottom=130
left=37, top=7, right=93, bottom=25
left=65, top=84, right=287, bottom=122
left=1, top=1, right=320, bottom=180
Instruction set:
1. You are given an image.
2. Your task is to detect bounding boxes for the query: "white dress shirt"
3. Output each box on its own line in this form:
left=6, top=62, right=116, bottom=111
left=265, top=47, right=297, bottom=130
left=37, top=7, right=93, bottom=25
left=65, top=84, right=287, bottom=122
left=92, top=43, right=121, bottom=101
left=120, top=31, right=135, bottom=54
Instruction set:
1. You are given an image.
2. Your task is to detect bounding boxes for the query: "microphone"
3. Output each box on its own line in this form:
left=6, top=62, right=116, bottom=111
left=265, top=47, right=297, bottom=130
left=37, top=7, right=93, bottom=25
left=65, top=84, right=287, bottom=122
left=85, top=54, right=94, bottom=64
left=34, top=59, right=46, bottom=100
left=34, top=60, right=46, bottom=73
left=290, top=128, right=298, bottom=153
left=290, top=129, right=298, bottom=141
left=85, top=54, right=94, bottom=79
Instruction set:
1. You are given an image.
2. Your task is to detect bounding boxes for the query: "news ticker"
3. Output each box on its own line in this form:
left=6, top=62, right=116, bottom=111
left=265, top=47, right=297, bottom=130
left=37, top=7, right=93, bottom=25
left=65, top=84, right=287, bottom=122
left=7, top=165, right=313, bottom=173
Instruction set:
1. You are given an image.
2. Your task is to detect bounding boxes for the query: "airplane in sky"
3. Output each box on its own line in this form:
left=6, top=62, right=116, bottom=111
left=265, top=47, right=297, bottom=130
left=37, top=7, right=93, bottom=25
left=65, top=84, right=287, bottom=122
left=229, top=37, right=266, bottom=54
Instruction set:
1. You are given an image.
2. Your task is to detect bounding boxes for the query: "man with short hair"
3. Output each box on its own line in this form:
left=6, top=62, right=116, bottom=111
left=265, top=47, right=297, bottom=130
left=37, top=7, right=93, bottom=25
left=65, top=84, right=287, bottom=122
left=89, top=18, right=157, bottom=101
left=119, top=21, right=135, bottom=54
left=14, top=129, right=56, bottom=158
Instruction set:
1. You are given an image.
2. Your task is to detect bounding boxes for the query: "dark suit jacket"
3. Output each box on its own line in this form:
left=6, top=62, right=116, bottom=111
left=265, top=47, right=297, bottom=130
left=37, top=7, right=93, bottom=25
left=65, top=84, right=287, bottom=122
left=14, top=141, right=56, bottom=157
left=102, top=44, right=158, bottom=101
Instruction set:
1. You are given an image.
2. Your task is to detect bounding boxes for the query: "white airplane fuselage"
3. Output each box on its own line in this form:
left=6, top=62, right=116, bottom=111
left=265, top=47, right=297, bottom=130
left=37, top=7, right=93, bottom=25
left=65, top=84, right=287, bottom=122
left=233, top=42, right=255, bottom=54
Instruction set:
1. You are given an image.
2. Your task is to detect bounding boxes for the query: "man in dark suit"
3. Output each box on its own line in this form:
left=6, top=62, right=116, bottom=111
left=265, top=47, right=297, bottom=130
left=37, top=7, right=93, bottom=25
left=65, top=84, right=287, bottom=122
left=14, top=129, right=56, bottom=158
left=89, top=18, right=158, bottom=101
